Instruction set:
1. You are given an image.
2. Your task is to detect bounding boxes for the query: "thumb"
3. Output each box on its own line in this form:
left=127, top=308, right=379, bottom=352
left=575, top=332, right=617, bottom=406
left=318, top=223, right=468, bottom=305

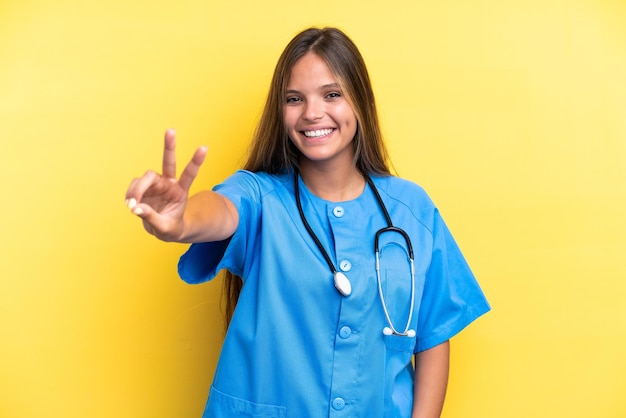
left=126, top=198, right=153, bottom=219
left=129, top=201, right=164, bottom=238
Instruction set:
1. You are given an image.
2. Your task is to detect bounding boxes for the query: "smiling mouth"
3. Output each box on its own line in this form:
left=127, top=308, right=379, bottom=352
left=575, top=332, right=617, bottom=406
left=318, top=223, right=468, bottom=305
left=303, top=128, right=334, bottom=138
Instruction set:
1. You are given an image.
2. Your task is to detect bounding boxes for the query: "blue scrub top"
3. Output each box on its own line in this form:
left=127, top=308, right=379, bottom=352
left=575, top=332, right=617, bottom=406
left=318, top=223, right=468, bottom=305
left=178, top=170, right=490, bottom=418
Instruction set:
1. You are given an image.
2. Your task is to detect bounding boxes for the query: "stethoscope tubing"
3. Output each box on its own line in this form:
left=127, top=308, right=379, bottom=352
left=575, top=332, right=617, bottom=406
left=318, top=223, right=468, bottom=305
left=368, top=177, right=416, bottom=337
left=295, top=170, right=416, bottom=338
left=375, top=249, right=416, bottom=337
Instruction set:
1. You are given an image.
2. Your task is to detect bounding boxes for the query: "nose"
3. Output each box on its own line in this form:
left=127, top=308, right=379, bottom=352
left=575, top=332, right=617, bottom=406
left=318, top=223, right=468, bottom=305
left=303, top=98, right=324, bottom=121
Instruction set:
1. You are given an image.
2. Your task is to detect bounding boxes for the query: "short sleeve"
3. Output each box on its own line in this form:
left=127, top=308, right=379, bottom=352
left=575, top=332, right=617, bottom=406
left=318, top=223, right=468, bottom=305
left=177, top=171, right=260, bottom=284
left=415, top=209, right=490, bottom=352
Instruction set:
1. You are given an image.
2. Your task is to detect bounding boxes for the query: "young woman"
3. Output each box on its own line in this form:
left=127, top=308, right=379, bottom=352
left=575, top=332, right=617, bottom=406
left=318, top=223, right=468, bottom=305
left=126, top=27, right=490, bottom=418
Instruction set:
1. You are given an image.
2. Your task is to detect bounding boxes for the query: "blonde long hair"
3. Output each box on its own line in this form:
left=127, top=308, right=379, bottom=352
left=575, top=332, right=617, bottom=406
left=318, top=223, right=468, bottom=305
left=223, top=27, right=391, bottom=329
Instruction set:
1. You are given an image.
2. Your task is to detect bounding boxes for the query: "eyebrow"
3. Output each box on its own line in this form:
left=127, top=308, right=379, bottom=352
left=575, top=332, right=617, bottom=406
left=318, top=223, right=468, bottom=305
left=285, top=83, right=341, bottom=94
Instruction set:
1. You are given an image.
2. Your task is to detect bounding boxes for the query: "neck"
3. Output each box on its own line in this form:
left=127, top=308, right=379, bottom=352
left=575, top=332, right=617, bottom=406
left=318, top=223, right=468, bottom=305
left=298, top=161, right=366, bottom=202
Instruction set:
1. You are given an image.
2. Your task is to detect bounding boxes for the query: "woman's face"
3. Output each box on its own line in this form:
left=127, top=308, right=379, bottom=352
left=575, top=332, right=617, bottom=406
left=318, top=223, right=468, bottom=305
left=283, top=52, right=358, bottom=169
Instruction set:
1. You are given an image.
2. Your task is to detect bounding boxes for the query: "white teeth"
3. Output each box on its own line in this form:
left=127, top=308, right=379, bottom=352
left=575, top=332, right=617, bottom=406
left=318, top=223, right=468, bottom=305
left=304, top=129, right=333, bottom=138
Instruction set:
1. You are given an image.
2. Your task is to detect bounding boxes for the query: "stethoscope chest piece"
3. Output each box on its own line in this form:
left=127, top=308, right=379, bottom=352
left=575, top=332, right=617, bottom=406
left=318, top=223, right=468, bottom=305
left=334, top=272, right=352, bottom=297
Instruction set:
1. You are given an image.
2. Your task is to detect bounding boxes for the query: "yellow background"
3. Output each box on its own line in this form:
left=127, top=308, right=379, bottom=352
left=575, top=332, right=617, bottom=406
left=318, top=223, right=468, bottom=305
left=1, top=0, right=625, bottom=417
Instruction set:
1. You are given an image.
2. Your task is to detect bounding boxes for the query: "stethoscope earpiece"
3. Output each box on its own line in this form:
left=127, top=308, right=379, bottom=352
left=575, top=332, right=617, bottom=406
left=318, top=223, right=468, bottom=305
left=382, top=327, right=416, bottom=337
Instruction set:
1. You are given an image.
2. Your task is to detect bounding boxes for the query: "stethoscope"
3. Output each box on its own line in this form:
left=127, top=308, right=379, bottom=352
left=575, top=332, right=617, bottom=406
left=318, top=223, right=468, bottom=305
left=294, top=171, right=416, bottom=338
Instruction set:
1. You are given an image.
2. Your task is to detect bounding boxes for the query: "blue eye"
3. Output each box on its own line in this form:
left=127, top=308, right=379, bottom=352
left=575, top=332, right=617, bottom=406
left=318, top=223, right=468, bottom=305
left=326, top=92, right=341, bottom=99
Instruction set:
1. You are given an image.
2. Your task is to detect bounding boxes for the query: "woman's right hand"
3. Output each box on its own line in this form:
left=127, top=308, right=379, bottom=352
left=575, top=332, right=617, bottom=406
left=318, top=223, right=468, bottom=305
left=125, top=129, right=207, bottom=242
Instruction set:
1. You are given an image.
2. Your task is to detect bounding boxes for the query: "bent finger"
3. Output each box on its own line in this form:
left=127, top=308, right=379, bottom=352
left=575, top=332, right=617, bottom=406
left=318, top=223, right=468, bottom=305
left=125, top=170, right=162, bottom=204
left=125, top=177, right=140, bottom=202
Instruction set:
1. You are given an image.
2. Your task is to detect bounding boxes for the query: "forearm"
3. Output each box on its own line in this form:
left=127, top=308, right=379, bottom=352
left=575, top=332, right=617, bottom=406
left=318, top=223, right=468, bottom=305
left=179, top=190, right=239, bottom=243
left=412, top=340, right=450, bottom=418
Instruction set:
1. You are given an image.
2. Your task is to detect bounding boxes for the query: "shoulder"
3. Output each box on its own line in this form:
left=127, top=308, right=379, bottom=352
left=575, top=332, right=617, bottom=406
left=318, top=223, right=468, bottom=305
left=370, top=175, right=441, bottom=233
left=372, top=175, right=436, bottom=210
left=215, top=170, right=292, bottom=198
